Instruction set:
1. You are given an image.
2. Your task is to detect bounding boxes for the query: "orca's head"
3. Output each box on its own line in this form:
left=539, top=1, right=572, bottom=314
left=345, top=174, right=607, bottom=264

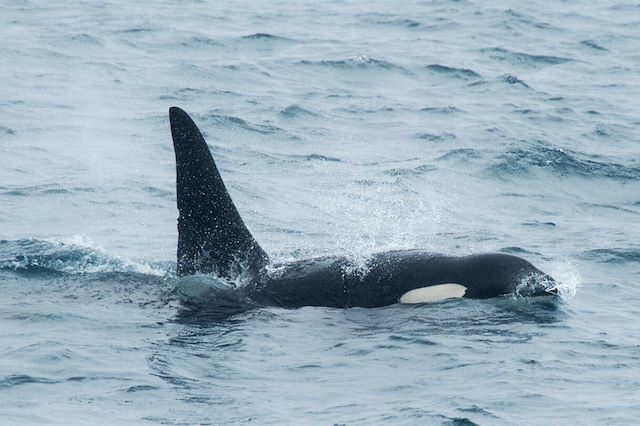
left=460, top=253, right=556, bottom=298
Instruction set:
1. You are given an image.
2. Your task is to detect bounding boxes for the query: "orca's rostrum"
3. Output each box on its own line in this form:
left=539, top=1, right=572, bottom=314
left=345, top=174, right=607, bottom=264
left=169, top=106, right=556, bottom=308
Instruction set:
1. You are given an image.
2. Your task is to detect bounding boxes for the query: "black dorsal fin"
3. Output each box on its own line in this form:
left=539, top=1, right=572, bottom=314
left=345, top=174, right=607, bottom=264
left=169, top=106, right=269, bottom=278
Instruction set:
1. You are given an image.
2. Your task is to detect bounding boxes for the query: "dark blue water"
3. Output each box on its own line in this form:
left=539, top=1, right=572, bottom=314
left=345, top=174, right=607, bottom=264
left=1, top=1, right=639, bottom=424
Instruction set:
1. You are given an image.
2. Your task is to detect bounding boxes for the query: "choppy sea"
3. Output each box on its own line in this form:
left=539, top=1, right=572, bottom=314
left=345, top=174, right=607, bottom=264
left=1, top=1, right=639, bottom=424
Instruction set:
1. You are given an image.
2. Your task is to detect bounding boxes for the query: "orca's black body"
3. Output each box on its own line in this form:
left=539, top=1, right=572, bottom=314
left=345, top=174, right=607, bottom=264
left=170, top=107, right=555, bottom=308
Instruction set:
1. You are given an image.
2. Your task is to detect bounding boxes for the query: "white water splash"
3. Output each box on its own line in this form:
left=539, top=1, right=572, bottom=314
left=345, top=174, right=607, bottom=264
left=173, top=273, right=239, bottom=303
left=546, top=260, right=581, bottom=302
left=332, top=183, right=446, bottom=271
left=49, top=235, right=166, bottom=276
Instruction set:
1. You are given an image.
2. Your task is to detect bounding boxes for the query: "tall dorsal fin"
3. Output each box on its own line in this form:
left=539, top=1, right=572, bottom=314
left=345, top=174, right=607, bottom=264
left=169, top=107, right=269, bottom=278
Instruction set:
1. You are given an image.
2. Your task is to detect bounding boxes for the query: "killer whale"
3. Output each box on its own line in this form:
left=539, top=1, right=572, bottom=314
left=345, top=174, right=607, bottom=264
left=169, top=106, right=556, bottom=308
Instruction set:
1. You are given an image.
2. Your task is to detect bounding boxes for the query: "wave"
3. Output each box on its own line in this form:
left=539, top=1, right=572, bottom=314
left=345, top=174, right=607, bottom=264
left=299, top=55, right=407, bottom=72
left=1, top=126, right=15, bottom=135
left=589, top=123, right=633, bottom=140
left=172, top=274, right=256, bottom=321
left=426, top=64, right=482, bottom=80
left=241, top=33, right=291, bottom=41
left=384, top=164, right=436, bottom=176
left=416, top=132, right=457, bottom=142
left=117, top=27, right=153, bottom=34
left=0, top=237, right=166, bottom=276
left=498, top=246, right=541, bottom=256
left=182, top=35, right=223, bottom=47
left=437, top=148, right=483, bottom=162
left=69, top=33, right=102, bottom=45
left=280, top=105, right=317, bottom=118
left=173, top=274, right=248, bottom=305
left=380, top=18, right=420, bottom=28
left=205, top=114, right=282, bottom=135
left=292, top=154, right=342, bottom=162
left=582, top=248, right=640, bottom=264
left=0, top=374, right=58, bottom=389
left=363, top=16, right=421, bottom=28
left=142, top=185, right=172, bottom=197
left=501, top=9, right=563, bottom=32
left=159, top=88, right=239, bottom=102
left=521, top=221, right=557, bottom=228
left=439, top=416, right=479, bottom=426
left=0, top=238, right=252, bottom=317
left=581, top=40, right=607, bottom=51
left=501, top=74, right=530, bottom=88
left=0, top=184, right=96, bottom=197
left=482, top=47, right=573, bottom=67
left=420, top=106, right=462, bottom=114
left=485, top=147, right=640, bottom=180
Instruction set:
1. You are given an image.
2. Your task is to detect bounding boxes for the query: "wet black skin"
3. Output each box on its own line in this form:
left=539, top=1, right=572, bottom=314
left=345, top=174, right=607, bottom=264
left=244, top=250, right=554, bottom=308
left=169, top=107, right=556, bottom=308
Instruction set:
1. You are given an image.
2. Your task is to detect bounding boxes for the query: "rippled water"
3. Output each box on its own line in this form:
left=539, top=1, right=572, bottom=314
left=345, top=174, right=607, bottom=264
left=2, top=1, right=640, bottom=424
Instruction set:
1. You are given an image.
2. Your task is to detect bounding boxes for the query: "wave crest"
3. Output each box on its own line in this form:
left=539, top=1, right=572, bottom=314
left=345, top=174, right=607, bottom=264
left=486, top=147, right=640, bottom=180
left=482, top=47, right=572, bottom=68
left=0, top=237, right=165, bottom=276
left=299, top=55, right=406, bottom=72
left=426, top=64, right=482, bottom=80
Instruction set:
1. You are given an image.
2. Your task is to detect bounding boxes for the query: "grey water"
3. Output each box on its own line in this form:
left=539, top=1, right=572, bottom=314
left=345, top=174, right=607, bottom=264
left=1, top=0, right=639, bottom=424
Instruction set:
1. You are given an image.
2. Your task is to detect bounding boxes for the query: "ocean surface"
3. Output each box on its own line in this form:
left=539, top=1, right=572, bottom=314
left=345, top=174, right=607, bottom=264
left=1, top=0, right=639, bottom=424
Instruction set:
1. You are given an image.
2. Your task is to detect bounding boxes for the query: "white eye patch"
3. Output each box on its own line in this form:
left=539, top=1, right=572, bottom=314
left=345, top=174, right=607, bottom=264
left=399, top=284, right=467, bottom=304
